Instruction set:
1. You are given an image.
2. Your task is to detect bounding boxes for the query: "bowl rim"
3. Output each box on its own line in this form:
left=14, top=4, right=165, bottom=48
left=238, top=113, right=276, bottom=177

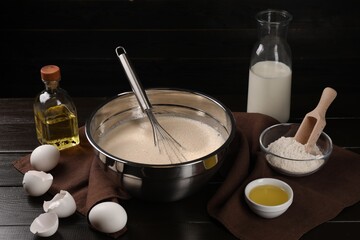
left=85, top=88, right=237, bottom=168
left=244, top=177, right=294, bottom=211
left=259, top=123, right=333, bottom=161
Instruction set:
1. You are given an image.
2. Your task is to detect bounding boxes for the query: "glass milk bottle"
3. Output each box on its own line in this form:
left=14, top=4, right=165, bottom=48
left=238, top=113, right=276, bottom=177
left=247, top=9, right=293, bottom=123
left=33, top=65, right=80, bottom=150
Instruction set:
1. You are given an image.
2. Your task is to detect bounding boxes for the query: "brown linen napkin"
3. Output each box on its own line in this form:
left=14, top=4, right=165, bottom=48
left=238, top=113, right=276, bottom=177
left=13, top=113, right=360, bottom=239
left=13, top=126, right=131, bottom=238
left=208, top=112, right=360, bottom=240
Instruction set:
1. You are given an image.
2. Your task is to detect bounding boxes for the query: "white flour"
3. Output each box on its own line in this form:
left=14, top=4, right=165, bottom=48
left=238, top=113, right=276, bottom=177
left=266, top=136, right=324, bottom=174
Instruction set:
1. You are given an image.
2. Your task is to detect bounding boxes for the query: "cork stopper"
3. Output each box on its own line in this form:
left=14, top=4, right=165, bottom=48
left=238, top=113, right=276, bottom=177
left=40, top=65, right=61, bottom=82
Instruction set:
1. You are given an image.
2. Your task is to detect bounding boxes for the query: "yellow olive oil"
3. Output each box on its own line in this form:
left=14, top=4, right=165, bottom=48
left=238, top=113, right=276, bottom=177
left=34, top=65, right=80, bottom=151
left=35, top=105, right=80, bottom=150
left=249, top=184, right=288, bottom=206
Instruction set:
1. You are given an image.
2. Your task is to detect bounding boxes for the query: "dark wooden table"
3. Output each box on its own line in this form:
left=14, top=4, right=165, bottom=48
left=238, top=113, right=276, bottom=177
left=1, top=96, right=359, bottom=240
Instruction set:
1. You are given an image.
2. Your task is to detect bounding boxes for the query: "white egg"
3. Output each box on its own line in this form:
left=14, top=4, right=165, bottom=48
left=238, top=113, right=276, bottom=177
left=22, top=170, right=53, bottom=196
left=43, top=190, right=77, bottom=218
left=30, top=212, right=59, bottom=237
left=88, top=202, right=127, bottom=233
left=30, top=144, right=60, bottom=172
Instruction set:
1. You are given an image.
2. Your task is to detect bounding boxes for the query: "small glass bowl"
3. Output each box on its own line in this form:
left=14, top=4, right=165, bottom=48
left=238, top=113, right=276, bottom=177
left=259, top=123, right=333, bottom=177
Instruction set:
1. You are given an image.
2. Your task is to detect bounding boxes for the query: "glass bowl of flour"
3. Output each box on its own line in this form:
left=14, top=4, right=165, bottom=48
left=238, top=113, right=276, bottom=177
left=259, top=123, right=333, bottom=177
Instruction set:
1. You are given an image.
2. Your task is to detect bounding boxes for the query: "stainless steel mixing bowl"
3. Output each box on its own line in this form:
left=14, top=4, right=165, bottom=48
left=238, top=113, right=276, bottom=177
left=85, top=88, right=236, bottom=201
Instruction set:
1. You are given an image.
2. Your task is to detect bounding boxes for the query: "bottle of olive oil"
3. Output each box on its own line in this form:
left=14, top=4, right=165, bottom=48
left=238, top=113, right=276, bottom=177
left=33, top=65, right=80, bottom=150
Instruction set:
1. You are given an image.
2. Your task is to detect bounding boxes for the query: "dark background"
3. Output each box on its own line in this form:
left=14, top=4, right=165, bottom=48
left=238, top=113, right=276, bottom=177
left=1, top=0, right=359, bottom=114
left=1, top=3, right=360, bottom=239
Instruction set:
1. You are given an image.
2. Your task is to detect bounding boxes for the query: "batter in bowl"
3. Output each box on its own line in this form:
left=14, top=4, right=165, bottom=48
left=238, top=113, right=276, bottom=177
left=98, top=115, right=226, bottom=165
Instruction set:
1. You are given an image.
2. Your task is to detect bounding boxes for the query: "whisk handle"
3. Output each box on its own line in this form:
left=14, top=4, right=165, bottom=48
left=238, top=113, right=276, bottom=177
left=115, top=46, right=152, bottom=111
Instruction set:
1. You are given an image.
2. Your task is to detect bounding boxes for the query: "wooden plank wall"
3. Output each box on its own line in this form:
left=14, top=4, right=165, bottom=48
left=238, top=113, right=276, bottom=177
left=1, top=0, right=359, bottom=104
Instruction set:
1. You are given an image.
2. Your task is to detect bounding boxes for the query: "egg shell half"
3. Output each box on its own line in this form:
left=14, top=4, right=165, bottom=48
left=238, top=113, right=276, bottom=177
left=43, top=190, right=77, bottom=218
left=22, top=170, right=53, bottom=196
left=30, top=212, right=59, bottom=237
left=88, top=202, right=127, bottom=234
left=30, top=144, right=60, bottom=172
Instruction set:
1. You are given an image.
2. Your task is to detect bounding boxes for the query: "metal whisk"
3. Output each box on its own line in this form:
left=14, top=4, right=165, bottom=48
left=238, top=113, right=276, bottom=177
left=115, top=46, right=186, bottom=163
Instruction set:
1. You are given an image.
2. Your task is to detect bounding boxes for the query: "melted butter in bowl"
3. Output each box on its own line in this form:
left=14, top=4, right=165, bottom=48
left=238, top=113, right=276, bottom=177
left=249, top=184, right=289, bottom=206
left=245, top=178, right=293, bottom=218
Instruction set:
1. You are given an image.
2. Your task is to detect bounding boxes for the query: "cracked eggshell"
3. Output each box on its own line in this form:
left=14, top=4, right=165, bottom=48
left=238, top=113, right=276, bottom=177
left=30, top=144, right=60, bottom=172
left=30, top=212, right=59, bottom=237
left=43, top=190, right=77, bottom=218
left=22, top=170, right=53, bottom=196
left=88, top=202, right=127, bottom=234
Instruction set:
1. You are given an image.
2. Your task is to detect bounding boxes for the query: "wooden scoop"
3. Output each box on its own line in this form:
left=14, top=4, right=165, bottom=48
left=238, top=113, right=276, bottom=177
left=294, top=87, right=337, bottom=152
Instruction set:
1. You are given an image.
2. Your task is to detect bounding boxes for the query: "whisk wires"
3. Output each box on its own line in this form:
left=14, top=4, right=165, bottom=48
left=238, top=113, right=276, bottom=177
left=145, top=109, right=187, bottom=163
